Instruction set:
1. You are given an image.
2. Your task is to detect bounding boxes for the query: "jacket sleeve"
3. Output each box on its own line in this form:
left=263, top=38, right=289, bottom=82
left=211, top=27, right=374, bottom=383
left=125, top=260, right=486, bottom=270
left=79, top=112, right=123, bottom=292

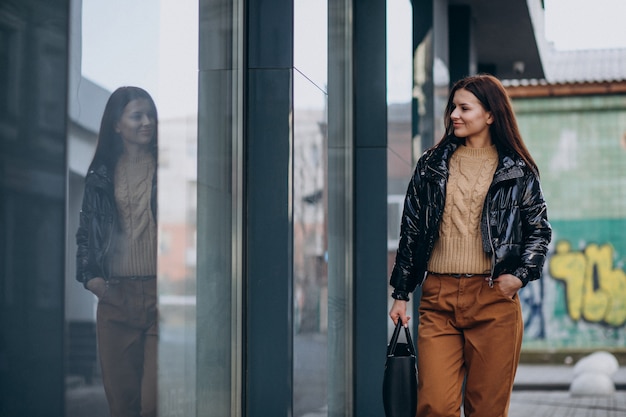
left=389, top=163, right=424, bottom=298
left=75, top=181, right=96, bottom=288
left=516, top=173, right=552, bottom=285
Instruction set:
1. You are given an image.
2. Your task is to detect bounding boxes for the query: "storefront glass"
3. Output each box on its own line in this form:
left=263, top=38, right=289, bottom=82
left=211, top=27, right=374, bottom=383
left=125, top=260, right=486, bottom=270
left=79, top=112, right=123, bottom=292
left=65, top=1, right=211, bottom=415
left=293, top=3, right=328, bottom=415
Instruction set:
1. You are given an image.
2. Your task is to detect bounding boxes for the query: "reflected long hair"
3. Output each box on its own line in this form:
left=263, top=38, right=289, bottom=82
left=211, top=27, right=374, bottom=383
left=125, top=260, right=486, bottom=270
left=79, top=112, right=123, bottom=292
left=88, top=86, right=158, bottom=173
left=438, top=74, right=539, bottom=176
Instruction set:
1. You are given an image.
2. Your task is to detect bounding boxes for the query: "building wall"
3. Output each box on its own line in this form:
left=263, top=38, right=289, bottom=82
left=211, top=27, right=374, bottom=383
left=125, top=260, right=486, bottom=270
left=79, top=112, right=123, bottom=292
left=513, top=93, right=626, bottom=351
left=0, top=1, right=69, bottom=415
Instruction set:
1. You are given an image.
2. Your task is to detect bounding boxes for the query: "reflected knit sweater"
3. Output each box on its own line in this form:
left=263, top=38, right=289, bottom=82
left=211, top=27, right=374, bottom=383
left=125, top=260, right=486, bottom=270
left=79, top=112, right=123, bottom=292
left=427, top=144, right=498, bottom=274
left=109, top=152, right=157, bottom=277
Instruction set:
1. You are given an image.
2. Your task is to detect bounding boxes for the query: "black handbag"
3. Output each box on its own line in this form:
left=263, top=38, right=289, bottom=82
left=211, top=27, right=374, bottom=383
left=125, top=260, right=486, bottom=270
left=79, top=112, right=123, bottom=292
left=382, top=320, right=417, bottom=417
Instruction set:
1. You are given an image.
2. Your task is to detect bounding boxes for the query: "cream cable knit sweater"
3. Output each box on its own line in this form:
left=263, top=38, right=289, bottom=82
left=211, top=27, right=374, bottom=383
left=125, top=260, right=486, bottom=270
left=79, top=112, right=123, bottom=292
left=428, top=144, right=498, bottom=275
left=109, top=152, right=157, bottom=277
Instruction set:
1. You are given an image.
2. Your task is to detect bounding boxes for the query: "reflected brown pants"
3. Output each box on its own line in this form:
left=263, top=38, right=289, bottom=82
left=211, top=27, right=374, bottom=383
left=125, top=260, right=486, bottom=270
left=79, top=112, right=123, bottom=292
left=97, top=277, right=157, bottom=417
left=416, top=273, right=523, bottom=417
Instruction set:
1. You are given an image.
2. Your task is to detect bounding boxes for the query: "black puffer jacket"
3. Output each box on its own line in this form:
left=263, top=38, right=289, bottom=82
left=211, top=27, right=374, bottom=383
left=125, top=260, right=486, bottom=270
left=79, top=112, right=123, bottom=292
left=75, top=163, right=157, bottom=287
left=390, top=136, right=551, bottom=296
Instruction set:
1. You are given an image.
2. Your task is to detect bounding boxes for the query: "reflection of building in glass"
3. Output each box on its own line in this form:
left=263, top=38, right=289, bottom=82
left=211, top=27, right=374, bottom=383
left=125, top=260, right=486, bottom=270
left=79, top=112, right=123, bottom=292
left=294, top=107, right=327, bottom=334
left=158, top=116, right=198, bottom=296
left=386, top=102, right=413, bottom=275
left=65, top=78, right=109, bottom=385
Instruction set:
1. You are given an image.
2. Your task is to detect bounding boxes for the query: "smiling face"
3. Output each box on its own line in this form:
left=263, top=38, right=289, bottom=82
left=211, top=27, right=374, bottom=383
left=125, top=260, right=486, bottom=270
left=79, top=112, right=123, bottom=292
left=450, top=88, right=493, bottom=146
left=115, top=98, right=156, bottom=151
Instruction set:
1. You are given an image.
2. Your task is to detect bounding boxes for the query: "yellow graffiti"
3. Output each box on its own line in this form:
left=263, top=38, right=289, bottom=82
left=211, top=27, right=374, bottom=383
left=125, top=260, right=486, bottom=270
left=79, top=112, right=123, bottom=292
left=549, top=241, right=626, bottom=327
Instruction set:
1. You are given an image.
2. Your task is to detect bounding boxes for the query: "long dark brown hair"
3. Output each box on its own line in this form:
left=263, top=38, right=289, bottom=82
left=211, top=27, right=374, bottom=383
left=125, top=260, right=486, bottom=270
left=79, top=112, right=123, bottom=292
left=88, top=86, right=158, bottom=173
left=439, top=74, right=539, bottom=175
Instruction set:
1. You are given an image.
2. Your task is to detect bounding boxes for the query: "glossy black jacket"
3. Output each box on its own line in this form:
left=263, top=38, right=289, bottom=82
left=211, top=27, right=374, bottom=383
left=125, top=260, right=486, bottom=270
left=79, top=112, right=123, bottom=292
left=75, top=163, right=157, bottom=287
left=390, top=136, right=551, bottom=296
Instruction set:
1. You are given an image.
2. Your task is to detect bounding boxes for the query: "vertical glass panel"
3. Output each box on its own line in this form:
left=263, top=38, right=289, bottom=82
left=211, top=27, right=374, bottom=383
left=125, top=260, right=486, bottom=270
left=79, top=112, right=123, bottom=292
left=293, top=1, right=328, bottom=415
left=66, top=1, right=198, bottom=416
left=327, top=0, right=353, bottom=415
left=386, top=0, right=414, bottom=335
left=196, top=0, right=244, bottom=415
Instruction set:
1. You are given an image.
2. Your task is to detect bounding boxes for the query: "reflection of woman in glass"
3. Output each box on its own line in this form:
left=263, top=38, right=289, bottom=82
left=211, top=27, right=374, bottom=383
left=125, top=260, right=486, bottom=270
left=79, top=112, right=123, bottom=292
left=389, top=74, right=551, bottom=416
left=76, top=86, right=158, bottom=417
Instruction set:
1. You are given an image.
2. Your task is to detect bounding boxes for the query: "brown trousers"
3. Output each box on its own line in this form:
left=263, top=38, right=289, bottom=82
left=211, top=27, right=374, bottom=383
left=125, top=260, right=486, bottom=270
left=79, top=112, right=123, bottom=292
left=417, top=274, right=523, bottom=417
left=97, top=278, right=158, bottom=417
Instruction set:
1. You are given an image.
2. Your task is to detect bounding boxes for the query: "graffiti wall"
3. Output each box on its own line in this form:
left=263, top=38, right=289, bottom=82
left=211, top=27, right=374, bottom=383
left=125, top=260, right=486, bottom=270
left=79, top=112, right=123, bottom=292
left=514, top=94, right=626, bottom=349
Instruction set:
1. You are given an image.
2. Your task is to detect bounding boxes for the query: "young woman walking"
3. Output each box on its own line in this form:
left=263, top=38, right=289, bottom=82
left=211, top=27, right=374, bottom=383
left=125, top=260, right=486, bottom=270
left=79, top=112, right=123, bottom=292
left=389, top=74, right=551, bottom=417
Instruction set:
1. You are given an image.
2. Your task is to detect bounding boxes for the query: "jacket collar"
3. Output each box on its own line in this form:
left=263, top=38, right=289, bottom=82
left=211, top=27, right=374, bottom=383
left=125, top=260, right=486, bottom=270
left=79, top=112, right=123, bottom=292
left=423, top=136, right=525, bottom=184
left=86, top=163, right=114, bottom=190
left=493, top=148, right=525, bottom=184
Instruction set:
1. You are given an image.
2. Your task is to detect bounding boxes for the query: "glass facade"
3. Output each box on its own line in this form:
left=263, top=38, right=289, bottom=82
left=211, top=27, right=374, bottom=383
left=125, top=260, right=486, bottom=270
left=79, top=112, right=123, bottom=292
left=0, top=1, right=69, bottom=415
left=197, top=0, right=244, bottom=415
left=66, top=1, right=206, bottom=416
left=3, top=0, right=557, bottom=416
left=293, top=2, right=329, bottom=415
left=1, top=0, right=413, bottom=415
left=327, top=0, right=355, bottom=415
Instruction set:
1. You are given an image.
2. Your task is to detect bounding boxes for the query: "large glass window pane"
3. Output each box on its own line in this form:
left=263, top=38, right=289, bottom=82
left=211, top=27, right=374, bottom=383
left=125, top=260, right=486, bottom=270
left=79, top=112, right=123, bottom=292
left=386, top=0, right=414, bottom=335
left=327, top=0, right=354, bottom=415
left=293, top=1, right=328, bottom=415
left=196, top=0, right=244, bottom=415
left=66, top=1, right=199, bottom=416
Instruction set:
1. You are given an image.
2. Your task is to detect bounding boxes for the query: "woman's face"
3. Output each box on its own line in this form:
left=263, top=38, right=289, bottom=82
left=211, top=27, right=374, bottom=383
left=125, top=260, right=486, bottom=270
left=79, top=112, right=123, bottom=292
left=115, top=98, right=156, bottom=150
left=450, top=88, right=493, bottom=145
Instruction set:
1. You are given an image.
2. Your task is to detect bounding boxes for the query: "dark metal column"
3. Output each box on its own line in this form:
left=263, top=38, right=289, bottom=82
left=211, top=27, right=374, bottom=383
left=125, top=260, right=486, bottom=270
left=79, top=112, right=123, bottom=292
left=353, top=1, right=388, bottom=416
left=245, top=0, right=294, bottom=415
left=449, top=5, right=472, bottom=86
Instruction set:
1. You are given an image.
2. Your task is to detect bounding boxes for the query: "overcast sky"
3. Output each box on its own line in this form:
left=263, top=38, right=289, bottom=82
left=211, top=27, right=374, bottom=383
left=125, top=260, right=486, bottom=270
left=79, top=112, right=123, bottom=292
left=545, top=0, right=626, bottom=50
left=82, top=0, right=626, bottom=109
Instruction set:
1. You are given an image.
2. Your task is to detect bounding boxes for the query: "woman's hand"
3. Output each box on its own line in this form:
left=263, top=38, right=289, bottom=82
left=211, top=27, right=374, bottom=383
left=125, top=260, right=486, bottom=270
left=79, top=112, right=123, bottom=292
left=86, top=277, right=107, bottom=298
left=389, top=299, right=411, bottom=327
left=491, top=273, right=522, bottom=298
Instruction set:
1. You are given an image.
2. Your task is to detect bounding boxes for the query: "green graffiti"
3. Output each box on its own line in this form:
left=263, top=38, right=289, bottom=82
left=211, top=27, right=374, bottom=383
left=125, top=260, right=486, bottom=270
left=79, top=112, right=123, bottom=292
left=549, top=241, right=626, bottom=327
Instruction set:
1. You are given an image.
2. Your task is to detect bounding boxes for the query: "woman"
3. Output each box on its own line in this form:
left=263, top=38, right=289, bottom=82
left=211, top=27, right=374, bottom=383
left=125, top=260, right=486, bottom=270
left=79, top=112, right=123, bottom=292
left=76, top=86, right=158, bottom=417
left=389, top=74, right=551, bottom=417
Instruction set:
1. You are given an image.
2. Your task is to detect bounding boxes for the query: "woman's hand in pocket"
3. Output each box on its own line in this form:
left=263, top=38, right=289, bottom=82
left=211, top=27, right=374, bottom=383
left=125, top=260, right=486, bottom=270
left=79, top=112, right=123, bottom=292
left=86, top=277, right=107, bottom=298
left=491, top=273, right=522, bottom=298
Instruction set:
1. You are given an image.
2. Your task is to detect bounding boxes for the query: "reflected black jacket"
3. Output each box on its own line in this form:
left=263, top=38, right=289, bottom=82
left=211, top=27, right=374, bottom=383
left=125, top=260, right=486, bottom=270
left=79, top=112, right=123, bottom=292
left=75, top=163, right=157, bottom=287
left=390, top=136, right=551, bottom=298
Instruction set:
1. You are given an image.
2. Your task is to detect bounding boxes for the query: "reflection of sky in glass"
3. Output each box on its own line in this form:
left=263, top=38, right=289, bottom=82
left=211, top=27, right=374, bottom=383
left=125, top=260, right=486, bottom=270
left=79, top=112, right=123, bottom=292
left=387, top=0, right=413, bottom=104
left=81, top=0, right=160, bottom=93
left=294, top=0, right=327, bottom=110
left=81, top=0, right=198, bottom=119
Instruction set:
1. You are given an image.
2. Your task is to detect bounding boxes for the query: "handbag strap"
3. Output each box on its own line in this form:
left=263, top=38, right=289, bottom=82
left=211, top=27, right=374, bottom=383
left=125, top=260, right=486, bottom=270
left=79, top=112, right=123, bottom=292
left=387, top=320, right=416, bottom=357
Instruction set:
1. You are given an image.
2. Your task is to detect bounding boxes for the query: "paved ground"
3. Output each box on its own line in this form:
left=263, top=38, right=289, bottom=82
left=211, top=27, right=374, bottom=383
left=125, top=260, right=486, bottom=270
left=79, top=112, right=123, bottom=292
left=509, top=390, right=626, bottom=417
left=514, top=364, right=626, bottom=390
left=507, top=365, right=626, bottom=417
left=67, top=365, right=626, bottom=417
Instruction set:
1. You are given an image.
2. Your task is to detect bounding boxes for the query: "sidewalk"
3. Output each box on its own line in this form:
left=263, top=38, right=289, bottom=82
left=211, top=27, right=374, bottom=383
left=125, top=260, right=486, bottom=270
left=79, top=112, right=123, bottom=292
left=66, top=364, right=626, bottom=417
left=508, top=365, right=626, bottom=417
left=509, top=390, right=626, bottom=417
left=514, top=364, right=626, bottom=390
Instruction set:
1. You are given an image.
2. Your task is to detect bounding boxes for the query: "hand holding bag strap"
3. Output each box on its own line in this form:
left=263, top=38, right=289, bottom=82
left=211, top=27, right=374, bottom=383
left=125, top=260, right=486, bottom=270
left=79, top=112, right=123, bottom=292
left=403, top=322, right=416, bottom=357
left=387, top=320, right=416, bottom=357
